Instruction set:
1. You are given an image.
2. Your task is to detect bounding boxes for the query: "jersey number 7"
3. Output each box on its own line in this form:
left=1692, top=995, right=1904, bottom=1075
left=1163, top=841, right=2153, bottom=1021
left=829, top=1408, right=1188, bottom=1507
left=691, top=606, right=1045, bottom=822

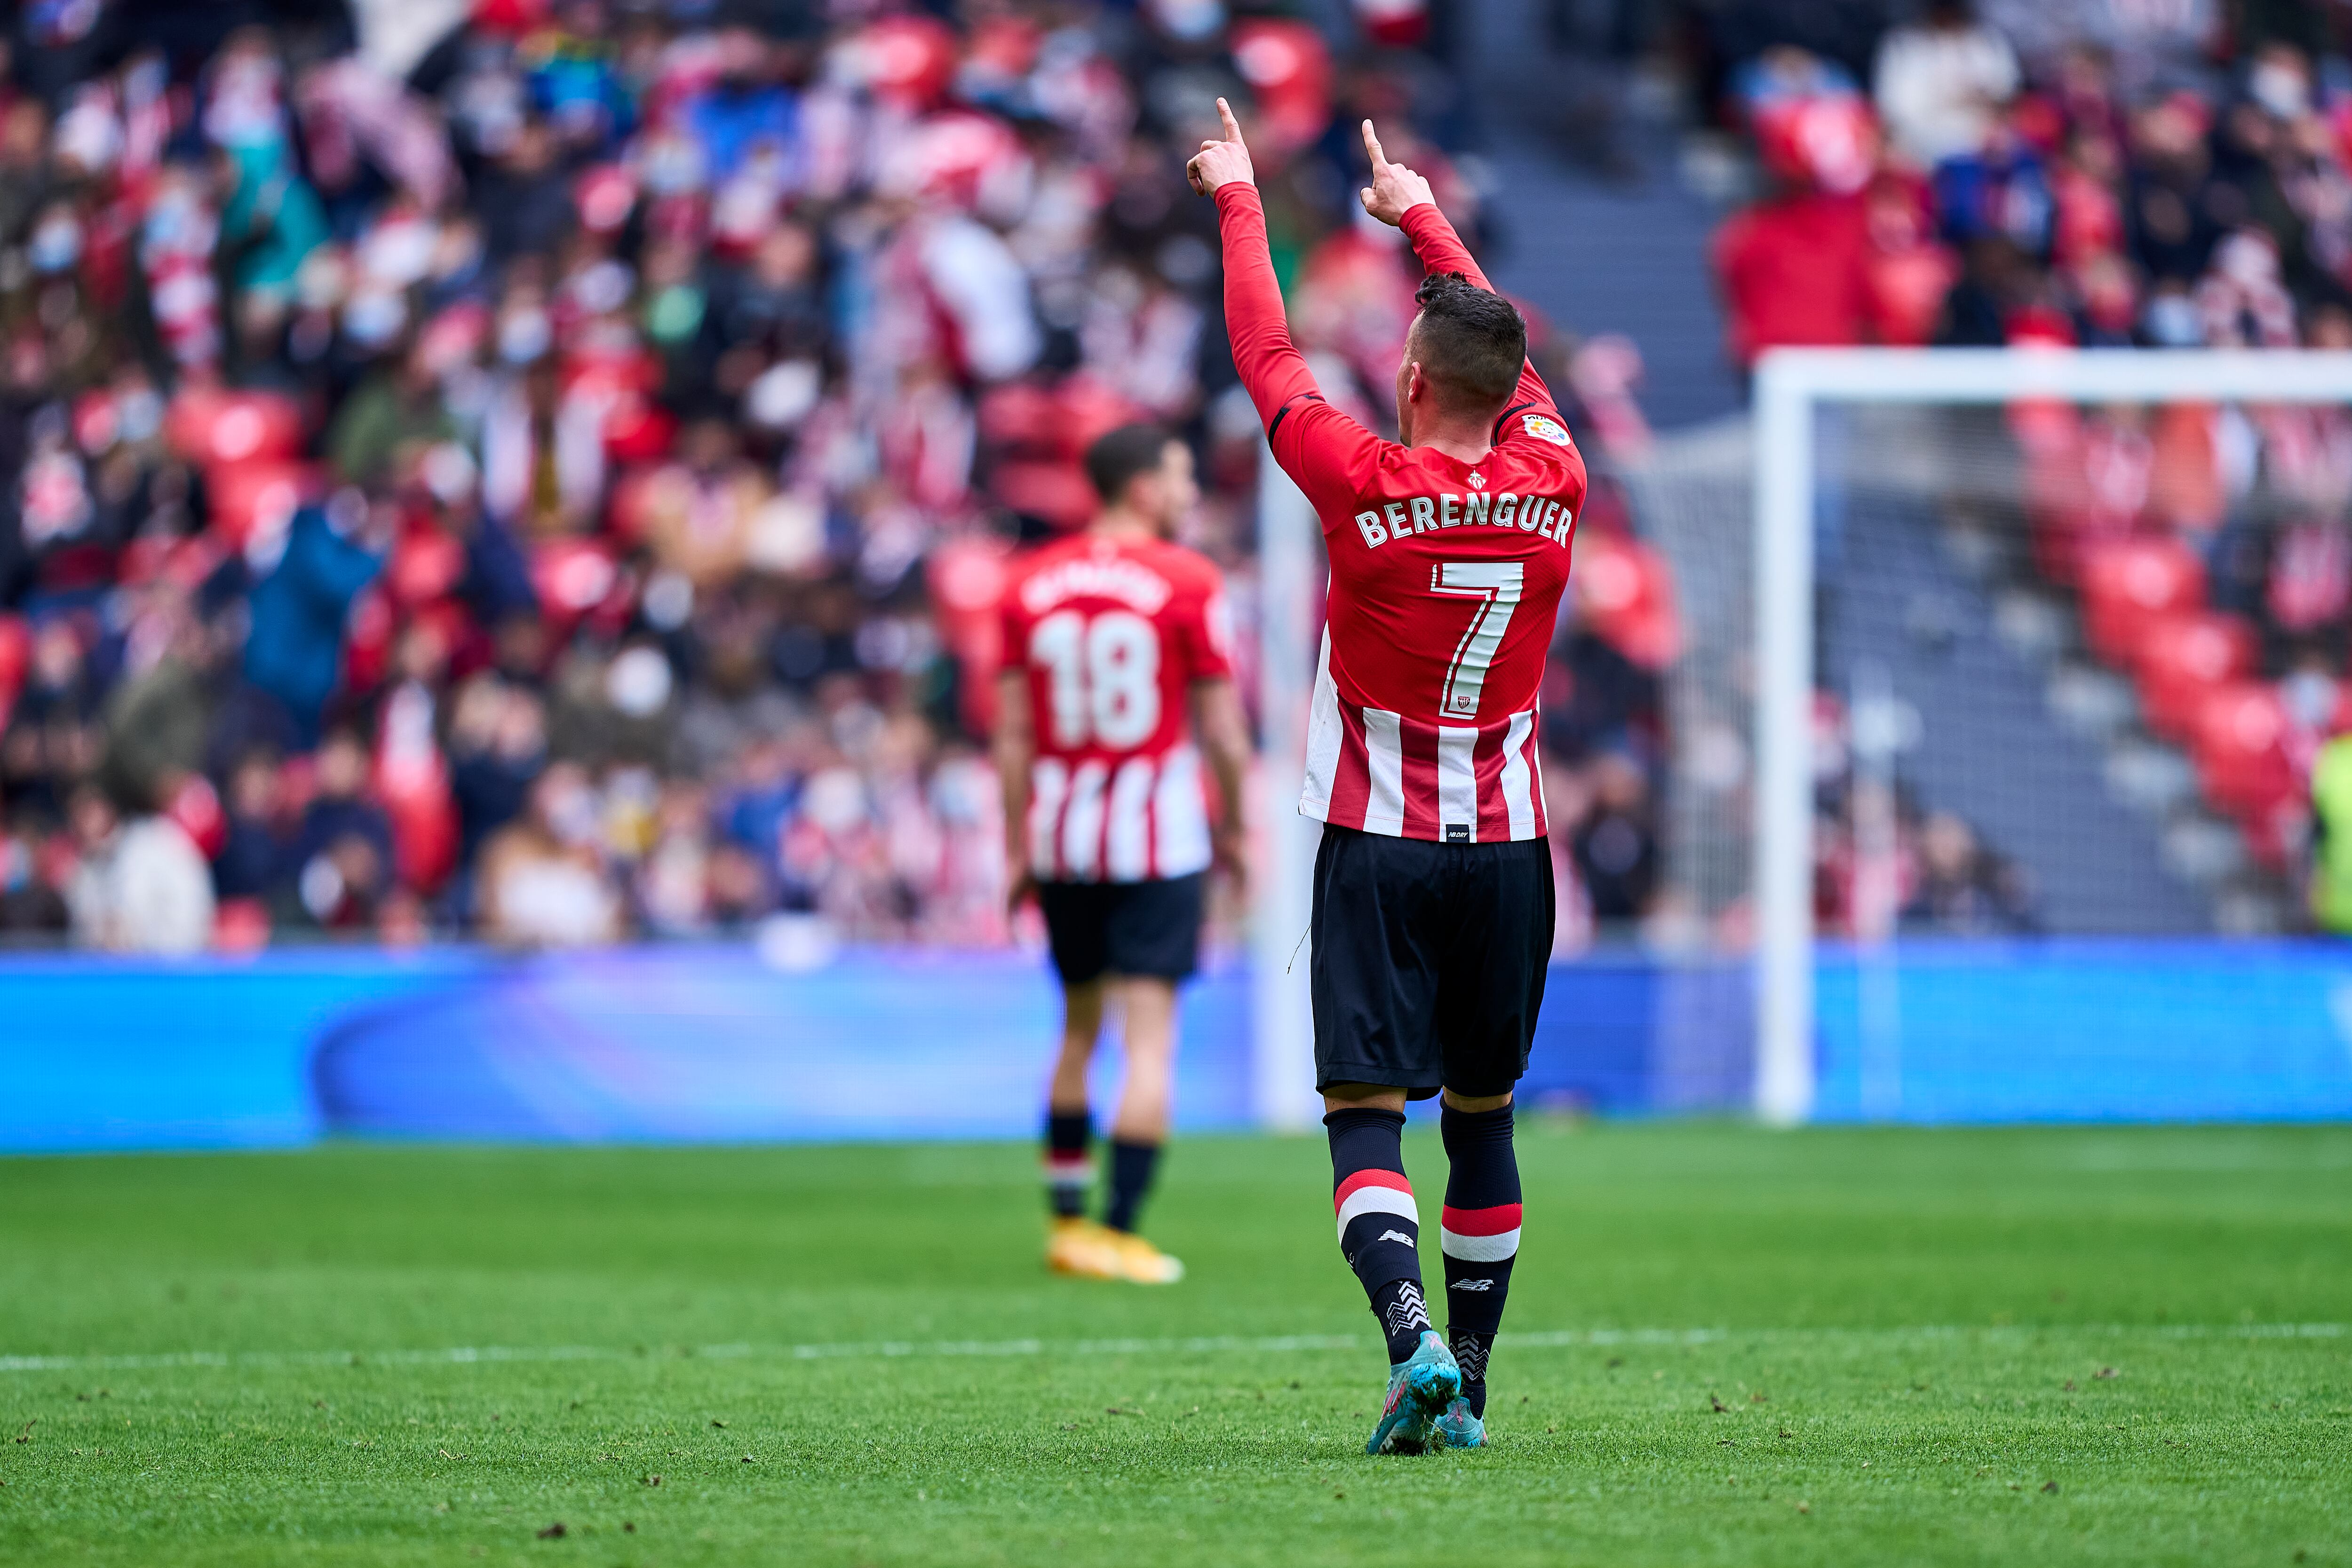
left=1429, top=561, right=1524, bottom=721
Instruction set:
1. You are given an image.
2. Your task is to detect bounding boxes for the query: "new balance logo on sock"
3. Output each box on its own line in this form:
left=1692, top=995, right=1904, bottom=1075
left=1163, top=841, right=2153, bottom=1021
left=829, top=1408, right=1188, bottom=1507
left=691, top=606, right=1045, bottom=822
left=1378, top=1229, right=1414, bottom=1246
left=1453, top=1277, right=1493, bottom=1291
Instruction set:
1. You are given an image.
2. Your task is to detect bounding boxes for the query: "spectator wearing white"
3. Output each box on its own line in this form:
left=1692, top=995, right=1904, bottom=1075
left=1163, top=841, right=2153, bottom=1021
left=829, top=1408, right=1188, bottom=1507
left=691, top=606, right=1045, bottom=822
left=476, top=763, right=624, bottom=949
left=64, top=788, right=215, bottom=956
left=1874, top=0, right=2022, bottom=170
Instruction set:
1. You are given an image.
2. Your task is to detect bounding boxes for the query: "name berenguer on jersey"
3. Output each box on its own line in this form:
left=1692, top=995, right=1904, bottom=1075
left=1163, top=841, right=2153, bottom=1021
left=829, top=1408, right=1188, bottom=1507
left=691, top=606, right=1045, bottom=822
left=1347, top=482, right=1577, bottom=551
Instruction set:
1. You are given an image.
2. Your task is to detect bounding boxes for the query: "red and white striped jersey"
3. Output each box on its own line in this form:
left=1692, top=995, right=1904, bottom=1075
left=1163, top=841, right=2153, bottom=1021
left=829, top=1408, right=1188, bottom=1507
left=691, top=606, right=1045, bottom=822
left=999, top=532, right=1233, bottom=882
left=1217, top=188, right=1586, bottom=843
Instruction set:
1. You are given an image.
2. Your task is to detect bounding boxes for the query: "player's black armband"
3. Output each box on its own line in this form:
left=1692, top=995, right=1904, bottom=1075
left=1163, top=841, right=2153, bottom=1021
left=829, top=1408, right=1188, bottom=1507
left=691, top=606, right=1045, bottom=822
left=1267, top=392, right=1324, bottom=443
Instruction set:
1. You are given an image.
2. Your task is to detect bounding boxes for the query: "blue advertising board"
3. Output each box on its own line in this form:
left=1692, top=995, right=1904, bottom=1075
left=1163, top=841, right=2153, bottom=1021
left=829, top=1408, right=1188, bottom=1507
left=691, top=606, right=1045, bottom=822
left=3, top=940, right=2349, bottom=1151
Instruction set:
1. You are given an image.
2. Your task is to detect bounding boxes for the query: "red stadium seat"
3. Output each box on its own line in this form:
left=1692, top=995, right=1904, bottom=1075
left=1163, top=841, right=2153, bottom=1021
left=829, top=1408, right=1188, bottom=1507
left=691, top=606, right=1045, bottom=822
left=162, top=772, right=227, bottom=860
left=990, top=458, right=1096, bottom=531
left=0, top=612, right=26, bottom=732
left=387, top=527, right=469, bottom=610
left=2078, top=535, right=2204, bottom=667
left=206, top=460, right=320, bottom=554
left=2130, top=609, right=2256, bottom=741
left=166, top=388, right=304, bottom=468
left=211, top=897, right=271, bottom=955
left=0, top=613, right=27, bottom=699
left=2191, top=681, right=2296, bottom=818
left=530, top=539, right=636, bottom=639
left=1570, top=528, right=1683, bottom=671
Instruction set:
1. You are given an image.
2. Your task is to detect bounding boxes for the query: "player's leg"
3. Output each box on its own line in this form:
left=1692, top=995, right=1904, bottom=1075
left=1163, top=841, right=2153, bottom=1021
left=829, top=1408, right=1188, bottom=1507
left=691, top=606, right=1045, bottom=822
left=1086, top=872, right=1203, bottom=1283
left=1035, top=883, right=1121, bottom=1279
left=1044, top=978, right=1106, bottom=1222
left=1434, top=1086, right=1518, bottom=1447
left=1430, top=836, right=1553, bottom=1447
left=1103, top=974, right=1175, bottom=1233
left=1310, top=826, right=1459, bottom=1452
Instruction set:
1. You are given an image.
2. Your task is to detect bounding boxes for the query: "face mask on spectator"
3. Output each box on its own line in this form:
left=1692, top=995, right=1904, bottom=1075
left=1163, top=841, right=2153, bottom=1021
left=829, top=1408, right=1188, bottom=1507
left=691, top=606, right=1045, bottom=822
left=607, top=646, right=675, bottom=717
left=640, top=131, right=707, bottom=196
left=2283, top=668, right=2337, bottom=729
left=499, top=307, right=553, bottom=365
left=344, top=290, right=408, bottom=349
left=143, top=193, right=199, bottom=252
left=547, top=784, right=600, bottom=847
left=2144, top=291, right=2203, bottom=348
left=29, top=216, right=82, bottom=275
left=2249, top=62, right=2308, bottom=121
left=746, top=359, right=822, bottom=430
left=570, top=259, right=634, bottom=317
left=115, top=388, right=161, bottom=444
left=1150, top=0, right=1225, bottom=42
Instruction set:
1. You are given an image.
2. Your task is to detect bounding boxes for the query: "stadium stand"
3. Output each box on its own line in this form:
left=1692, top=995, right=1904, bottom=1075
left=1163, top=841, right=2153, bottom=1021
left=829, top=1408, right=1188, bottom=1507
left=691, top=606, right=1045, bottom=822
left=1664, top=0, right=2352, bottom=936
left=0, top=0, right=1690, bottom=954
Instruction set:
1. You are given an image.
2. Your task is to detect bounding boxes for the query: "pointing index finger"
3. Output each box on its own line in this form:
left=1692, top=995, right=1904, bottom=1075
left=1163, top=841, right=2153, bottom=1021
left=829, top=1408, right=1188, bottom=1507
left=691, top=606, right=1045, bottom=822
left=1216, top=96, right=1244, bottom=144
left=1362, top=119, right=1388, bottom=171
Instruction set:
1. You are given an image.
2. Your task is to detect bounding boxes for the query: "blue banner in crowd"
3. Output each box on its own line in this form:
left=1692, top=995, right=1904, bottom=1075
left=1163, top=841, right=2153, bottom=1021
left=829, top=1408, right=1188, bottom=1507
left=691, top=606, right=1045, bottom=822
left=3, top=940, right=2350, bottom=1151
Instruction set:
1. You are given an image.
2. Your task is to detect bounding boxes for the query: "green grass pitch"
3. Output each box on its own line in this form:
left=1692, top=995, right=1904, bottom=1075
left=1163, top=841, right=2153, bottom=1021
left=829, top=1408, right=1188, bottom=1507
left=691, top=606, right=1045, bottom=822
left=3, top=1122, right=2349, bottom=1566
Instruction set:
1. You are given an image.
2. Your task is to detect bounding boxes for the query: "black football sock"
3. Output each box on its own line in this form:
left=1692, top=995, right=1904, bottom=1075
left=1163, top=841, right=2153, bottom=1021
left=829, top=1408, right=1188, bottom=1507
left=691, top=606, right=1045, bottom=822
left=1439, top=1101, right=1521, bottom=1419
left=1327, top=1107, right=1430, bottom=1364
left=1101, top=1138, right=1161, bottom=1233
left=1044, top=1109, right=1091, bottom=1219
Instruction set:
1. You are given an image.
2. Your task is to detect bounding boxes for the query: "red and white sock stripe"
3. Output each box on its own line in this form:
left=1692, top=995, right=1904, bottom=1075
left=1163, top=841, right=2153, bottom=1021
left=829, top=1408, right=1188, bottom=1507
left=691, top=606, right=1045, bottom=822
left=1439, top=1202, right=1522, bottom=1263
left=1044, top=1153, right=1091, bottom=1189
left=1333, top=1170, right=1417, bottom=1242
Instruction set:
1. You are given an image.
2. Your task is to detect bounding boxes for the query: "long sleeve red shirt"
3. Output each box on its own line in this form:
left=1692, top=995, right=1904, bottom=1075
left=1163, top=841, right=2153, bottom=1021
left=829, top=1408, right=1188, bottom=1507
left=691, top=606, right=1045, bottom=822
left=1216, top=183, right=1587, bottom=844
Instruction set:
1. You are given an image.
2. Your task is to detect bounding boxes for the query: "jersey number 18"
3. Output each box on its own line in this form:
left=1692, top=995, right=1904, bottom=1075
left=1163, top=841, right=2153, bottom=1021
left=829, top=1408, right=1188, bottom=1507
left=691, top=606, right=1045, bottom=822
left=1029, top=609, right=1161, bottom=748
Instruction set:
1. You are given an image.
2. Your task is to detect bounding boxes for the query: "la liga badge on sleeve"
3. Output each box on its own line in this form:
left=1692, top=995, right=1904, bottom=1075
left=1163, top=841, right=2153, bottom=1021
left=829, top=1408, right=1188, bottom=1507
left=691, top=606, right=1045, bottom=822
left=1521, top=412, right=1573, bottom=446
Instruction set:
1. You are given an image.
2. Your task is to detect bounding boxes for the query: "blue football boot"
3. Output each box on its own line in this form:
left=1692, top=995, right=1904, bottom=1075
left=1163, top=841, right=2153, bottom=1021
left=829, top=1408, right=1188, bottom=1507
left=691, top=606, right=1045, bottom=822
left=1431, top=1395, right=1486, bottom=1449
left=1364, top=1330, right=1460, bottom=1455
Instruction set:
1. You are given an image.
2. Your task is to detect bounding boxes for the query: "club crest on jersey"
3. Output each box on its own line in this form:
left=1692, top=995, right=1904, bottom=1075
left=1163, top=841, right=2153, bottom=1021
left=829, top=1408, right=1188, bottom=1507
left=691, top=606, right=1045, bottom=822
left=1467, top=470, right=1486, bottom=490
left=1521, top=412, right=1573, bottom=446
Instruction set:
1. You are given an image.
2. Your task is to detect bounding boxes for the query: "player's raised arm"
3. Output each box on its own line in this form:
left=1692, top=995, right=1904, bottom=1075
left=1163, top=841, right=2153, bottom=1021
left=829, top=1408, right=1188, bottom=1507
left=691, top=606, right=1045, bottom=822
left=1192, top=99, right=1320, bottom=427
left=1359, top=119, right=1485, bottom=287
left=1359, top=119, right=1558, bottom=421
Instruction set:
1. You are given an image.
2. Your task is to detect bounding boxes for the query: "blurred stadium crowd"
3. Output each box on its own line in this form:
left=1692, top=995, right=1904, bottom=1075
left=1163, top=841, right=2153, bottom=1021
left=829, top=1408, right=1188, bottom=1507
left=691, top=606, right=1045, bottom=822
left=1694, top=0, right=2352, bottom=933
left=25, top=0, right=2350, bottom=954
left=0, top=0, right=1681, bottom=953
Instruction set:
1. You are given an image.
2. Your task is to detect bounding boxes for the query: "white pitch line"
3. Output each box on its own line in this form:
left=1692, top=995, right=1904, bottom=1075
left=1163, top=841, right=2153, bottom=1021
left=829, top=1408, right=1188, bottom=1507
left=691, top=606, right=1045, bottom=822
left=0, top=1322, right=2340, bottom=1378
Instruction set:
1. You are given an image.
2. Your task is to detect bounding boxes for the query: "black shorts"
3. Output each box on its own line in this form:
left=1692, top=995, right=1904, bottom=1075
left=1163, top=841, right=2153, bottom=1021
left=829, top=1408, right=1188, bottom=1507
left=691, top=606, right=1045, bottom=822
left=1311, top=824, right=1555, bottom=1099
left=1036, top=874, right=1206, bottom=985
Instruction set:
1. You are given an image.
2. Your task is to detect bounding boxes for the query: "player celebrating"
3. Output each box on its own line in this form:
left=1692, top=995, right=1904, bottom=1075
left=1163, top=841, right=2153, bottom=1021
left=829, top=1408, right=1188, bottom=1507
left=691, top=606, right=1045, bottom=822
left=1191, top=104, right=1582, bottom=1452
left=995, top=425, right=1252, bottom=1286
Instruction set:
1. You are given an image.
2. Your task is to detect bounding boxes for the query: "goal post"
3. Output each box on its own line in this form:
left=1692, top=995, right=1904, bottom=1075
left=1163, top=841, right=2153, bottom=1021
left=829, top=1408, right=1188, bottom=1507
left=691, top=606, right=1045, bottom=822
left=1251, top=444, right=1326, bottom=1130
left=1751, top=348, right=2352, bottom=1125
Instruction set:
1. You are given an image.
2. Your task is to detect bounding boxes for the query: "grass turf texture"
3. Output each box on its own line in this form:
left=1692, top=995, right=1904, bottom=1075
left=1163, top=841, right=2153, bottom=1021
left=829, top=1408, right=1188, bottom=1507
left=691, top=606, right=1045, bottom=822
left=2, top=1124, right=2349, bottom=1567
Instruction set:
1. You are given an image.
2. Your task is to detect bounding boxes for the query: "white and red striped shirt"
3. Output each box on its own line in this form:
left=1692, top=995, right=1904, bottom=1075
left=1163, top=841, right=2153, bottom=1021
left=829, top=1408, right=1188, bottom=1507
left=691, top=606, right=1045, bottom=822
left=1000, top=532, right=1233, bottom=882
left=1219, top=190, right=1584, bottom=844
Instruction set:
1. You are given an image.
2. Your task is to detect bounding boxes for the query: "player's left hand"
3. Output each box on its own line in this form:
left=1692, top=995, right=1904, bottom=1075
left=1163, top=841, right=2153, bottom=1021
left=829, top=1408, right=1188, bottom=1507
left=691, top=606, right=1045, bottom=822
left=1212, top=824, right=1248, bottom=902
left=1357, top=119, right=1435, bottom=227
left=1186, top=97, right=1255, bottom=196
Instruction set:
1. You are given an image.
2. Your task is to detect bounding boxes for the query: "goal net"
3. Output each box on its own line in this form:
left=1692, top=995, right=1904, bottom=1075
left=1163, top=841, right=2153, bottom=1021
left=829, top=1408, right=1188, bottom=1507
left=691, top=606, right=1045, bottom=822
left=1643, top=349, right=2352, bottom=1123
